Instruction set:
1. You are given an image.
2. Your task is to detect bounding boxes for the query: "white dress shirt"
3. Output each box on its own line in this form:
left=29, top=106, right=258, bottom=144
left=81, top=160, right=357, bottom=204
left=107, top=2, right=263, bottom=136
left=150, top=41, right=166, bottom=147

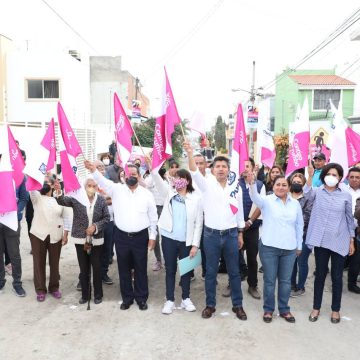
left=190, top=169, right=245, bottom=230
left=92, top=170, right=158, bottom=239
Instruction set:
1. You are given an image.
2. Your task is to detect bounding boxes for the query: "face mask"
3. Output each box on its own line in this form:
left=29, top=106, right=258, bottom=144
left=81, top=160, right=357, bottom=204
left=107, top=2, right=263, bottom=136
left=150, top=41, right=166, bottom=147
left=290, top=183, right=303, bottom=193
left=103, top=158, right=110, bottom=166
left=126, top=176, right=138, bottom=187
left=86, top=187, right=96, bottom=196
left=174, top=178, right=188, bottom=191
left=40, top=183, right=51, bottom=195
left=324, top=175, right=339, bottom=187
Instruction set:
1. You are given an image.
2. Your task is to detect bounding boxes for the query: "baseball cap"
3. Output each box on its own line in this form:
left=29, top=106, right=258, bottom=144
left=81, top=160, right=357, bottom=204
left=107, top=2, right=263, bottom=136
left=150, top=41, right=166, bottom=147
left=313, top=152, right=326, bottom=160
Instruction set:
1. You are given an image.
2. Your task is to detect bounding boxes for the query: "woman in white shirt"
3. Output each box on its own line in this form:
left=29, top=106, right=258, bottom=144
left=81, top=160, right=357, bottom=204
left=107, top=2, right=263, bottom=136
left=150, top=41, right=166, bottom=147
left=152, top=168, right=203, bottom=315
left=29, top=178, right=65, bottom=302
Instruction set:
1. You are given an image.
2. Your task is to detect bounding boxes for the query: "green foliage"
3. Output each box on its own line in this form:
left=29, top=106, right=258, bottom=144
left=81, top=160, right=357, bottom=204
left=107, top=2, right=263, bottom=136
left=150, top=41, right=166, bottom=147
left=133, top=117, right=188, bottom=161
left=214, top=115, right=226, bottom=150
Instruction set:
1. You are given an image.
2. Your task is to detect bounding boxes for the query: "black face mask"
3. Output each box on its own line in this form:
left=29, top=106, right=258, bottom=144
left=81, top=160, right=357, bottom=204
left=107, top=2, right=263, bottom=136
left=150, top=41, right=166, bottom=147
left=40, top=183, right=51, bottom=195
left=290, top=183, right=303, bottom=193
left=125, top=176, right=138, bottom=187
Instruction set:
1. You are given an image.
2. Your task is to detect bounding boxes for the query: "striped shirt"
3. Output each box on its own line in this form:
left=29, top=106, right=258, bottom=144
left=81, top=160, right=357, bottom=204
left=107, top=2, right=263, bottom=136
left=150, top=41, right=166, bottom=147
left=305, top=185, right=355, bottom=256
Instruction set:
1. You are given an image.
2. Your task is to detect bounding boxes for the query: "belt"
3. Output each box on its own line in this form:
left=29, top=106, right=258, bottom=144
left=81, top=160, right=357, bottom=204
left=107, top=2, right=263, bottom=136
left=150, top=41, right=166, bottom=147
left=117, top=227, right=148, bottom=238
left=204, top=226, right=237, bottom=235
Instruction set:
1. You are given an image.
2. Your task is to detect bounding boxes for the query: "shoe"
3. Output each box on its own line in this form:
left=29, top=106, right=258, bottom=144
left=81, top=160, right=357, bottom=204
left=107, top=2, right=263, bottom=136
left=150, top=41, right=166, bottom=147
left=94, top=298, right=102, bottom=304
left=120, top=301, right=133, bottom=310
left=152, top=260, right=162, bottom=271
left=290, top=288, right=305, bottom=297
left=348, top=285, right=360, bottom=294
left=5, top=264, right=12, bottom=276
left=102, top=275, right=114, bottom=285
left=36, top=293, right=46, bottom=302
left=79, top=298, right=88, bottom=304
left=248, top=287, right=261, bottom=299
left=181, top=298, right=196, bottom=312
left=232, top=306, right=247, bottom=320
left=258, top=266, right=263, bottom=273
left=280, top=312, right=296, bottom=323
left=222, top=285, right=231, bottom=298
left=13, top=285, right=26, bottom=297
left=76, top=281, right=82, bottom=291
left=138, top=301, right=148, bottom=310
left=331, top=312, right=341, bottom=324
left=162, top=300, right=175, bottom=314
left=51, top=290, right=62, bottom=299
left=308, top=310, right=320, bottom=322
left=201, top=306, right=216, bottom=319
left=263, top=312, right=273, bottom=323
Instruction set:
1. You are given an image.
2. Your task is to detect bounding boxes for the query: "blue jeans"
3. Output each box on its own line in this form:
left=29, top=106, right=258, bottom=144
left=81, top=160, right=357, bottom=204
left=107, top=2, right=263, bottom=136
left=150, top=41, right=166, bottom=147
left=291, top=241, right=312, bottom=290
left=161, top=235, right=191, bottom=301
left=259, top=241, right=296, bottom=313
left=204, top=226, right=243, bottom=308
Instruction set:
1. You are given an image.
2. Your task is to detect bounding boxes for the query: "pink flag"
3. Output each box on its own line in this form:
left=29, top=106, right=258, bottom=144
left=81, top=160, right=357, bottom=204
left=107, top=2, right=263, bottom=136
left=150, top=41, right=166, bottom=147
left=24, top=119, right=57, bottom=191
left=114, top=92, right=134, bottom=170
left=188, top=111, right=206, bottom=137
left=60, top=150, right=81, bottom=193
left=0, top=126, right=18, bottom=231
left=285, top=99, right=310, bottom=177
left=57, top=102, right=82, bottom=158
left=346, top=127, right=360, bottom=167
left=228, top=104, right=249, bottom=214
left=151, top=68, right=181, bottom=171
left=41, top=118, right=56, bottom=170
left=257, top=99, right=276, bottom=168
left=7, top=125, right=25, bottom=187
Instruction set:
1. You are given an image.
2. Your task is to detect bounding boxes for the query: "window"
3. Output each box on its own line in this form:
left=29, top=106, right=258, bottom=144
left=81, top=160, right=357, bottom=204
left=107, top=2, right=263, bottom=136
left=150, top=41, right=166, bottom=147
left=313, top=90, right=340, bottom=110
left=26, top=79, right=60, bottom=100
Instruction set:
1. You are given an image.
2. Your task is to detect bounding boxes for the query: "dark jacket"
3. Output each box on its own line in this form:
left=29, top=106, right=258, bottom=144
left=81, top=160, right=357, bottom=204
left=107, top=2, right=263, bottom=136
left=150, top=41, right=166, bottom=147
left=355, top=197, right=360, bottom=236
left=16, top=177, right=29, bottom=221
left=56, top=194, right=110, bottom=240
left=105, top=164, right=121, bottom=183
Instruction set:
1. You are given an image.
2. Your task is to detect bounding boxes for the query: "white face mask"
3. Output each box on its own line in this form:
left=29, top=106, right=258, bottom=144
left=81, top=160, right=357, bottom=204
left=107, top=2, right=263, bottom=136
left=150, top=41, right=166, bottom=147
left=324, top=175, right=339, bottom=187
left=103, top=158, right=110, bottom=166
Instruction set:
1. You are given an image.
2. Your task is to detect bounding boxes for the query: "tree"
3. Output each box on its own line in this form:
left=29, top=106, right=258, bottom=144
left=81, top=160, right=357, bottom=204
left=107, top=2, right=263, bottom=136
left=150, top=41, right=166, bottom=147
left=132, top=117, right=188, bottom=161
left=214, top=115, right=226, bottom=151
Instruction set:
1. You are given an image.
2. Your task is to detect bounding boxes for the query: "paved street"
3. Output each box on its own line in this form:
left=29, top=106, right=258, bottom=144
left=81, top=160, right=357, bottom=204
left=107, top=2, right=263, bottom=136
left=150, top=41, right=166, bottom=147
left=0, top=222, right=358, bottom=360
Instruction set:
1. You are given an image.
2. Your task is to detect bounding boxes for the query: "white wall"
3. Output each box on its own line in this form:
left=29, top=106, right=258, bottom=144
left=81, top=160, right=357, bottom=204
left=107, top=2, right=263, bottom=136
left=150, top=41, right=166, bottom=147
left=6, top=49, right=90, bottom=127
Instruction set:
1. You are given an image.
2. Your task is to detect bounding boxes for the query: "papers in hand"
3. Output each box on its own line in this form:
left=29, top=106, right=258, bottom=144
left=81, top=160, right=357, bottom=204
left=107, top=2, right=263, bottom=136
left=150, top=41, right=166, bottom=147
left=178, top=251, right=202, bottom=276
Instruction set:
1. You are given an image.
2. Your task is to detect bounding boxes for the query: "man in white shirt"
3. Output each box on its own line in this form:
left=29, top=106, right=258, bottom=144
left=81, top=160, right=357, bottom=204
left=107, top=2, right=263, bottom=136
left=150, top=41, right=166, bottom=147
left=184, top=142, right=247, bottom=320
left=84, top=161, right=157, bottom=310
left=346, top=167, right=360, bottom=294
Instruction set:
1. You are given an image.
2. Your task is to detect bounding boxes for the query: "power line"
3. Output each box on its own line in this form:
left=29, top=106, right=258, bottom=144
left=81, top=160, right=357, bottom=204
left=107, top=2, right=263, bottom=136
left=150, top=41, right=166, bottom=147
left=40, top=0, right=100, bottom=54
left=261, top=8, right=360, bottom=90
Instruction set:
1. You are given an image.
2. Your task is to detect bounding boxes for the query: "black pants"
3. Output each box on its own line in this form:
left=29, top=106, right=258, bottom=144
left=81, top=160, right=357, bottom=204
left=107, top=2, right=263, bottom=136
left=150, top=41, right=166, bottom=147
left=75, top=244, right=103, bottom=300
left=313, top=246, right=345, bottom=312
left=114, top=227, right=149, bottom=304
left=199, top=226, right=206, bottom=276
left=0, top=223, right=22, bottom=287
left=101, top=221, right=114, bottom=278
left=242, top=227, right=259, bottom=288
left=348, top=239, right=360, bottom=287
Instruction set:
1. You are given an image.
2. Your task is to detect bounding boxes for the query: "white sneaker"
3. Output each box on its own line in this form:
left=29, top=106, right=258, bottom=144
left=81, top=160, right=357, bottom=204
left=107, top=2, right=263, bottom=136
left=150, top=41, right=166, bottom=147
left=180, top=298, right=196, bottom=312
left=162, top=300, right=175, bottom=314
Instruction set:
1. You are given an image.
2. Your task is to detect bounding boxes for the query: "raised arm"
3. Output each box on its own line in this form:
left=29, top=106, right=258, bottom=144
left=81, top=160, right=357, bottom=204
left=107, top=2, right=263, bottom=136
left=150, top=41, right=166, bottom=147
left=150, top=171, right=170, bottom=198
left=85, top=160, right=116, bottom=198
left=247, top=172, right=264, bottom=209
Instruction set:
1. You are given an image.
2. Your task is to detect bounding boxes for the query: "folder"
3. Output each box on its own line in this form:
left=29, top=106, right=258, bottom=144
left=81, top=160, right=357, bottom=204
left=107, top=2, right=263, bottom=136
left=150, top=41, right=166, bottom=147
left=178, top=251, right=202, bottom=276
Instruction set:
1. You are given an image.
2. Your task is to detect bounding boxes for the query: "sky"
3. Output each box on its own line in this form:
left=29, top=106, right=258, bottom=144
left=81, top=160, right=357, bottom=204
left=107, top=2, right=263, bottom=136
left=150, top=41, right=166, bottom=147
left=1, top=0, right=360, bottom=128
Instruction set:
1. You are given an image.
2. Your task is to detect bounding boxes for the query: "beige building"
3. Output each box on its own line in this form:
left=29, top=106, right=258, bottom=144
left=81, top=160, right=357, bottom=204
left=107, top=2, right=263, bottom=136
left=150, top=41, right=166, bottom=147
left=0, top=34, right=12, bottom=124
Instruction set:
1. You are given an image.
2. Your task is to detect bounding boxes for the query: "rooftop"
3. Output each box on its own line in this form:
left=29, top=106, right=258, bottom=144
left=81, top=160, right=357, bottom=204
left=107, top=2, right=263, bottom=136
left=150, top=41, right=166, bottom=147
left=289, top=74, right=356, bottom=86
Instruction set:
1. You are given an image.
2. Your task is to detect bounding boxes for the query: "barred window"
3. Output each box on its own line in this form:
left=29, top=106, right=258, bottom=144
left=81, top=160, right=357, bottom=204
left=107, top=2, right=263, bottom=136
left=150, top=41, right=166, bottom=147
left=313, top=90, right=340, bottom=110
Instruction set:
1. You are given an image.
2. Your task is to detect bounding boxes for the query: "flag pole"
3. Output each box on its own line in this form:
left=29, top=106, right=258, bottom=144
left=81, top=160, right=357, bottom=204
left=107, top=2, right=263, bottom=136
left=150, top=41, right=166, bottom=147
left=179, top=121, right=186, bottom=140
left=129, top=121, right=147, bottom=158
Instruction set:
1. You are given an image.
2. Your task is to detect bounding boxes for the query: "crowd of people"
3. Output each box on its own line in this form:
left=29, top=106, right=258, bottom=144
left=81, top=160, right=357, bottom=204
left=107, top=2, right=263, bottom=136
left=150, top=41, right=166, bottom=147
left=1, top=139, right=360, bottom=325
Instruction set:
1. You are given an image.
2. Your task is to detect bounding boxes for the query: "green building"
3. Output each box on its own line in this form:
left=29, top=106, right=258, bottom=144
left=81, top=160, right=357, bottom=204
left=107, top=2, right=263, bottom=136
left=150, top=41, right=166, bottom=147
left=274, top=69, right=356, bottom=134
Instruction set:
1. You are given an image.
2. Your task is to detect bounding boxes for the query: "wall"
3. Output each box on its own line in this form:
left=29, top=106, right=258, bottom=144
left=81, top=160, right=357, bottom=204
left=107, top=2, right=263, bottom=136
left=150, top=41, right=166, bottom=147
left=6, top=49, right=90, bottom=127
left=0, top=34, right=12, bottom=123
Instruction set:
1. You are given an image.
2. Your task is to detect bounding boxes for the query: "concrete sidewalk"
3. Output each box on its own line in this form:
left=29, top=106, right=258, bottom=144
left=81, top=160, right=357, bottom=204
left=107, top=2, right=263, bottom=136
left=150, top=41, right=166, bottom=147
left=0, top=223, right=358, bottom=360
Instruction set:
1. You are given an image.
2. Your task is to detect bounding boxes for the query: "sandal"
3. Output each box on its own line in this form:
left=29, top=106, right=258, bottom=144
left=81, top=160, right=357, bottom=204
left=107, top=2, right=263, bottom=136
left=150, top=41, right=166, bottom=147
left=36, top=293, right=46, bottom=302
left=263, top=312, right=273, bottom=323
